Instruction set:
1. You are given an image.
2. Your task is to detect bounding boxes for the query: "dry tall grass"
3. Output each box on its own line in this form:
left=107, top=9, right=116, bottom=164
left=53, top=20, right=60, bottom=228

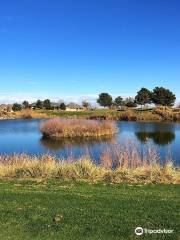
left=0, top=110, right=15, bottom=120
left=153, top=106, right=180, bottom=121
left=89, top=110, right=161, bottom=121
left=99, top=142, right=180, bottom=183
left=40, top=119, right=118, bottom=138
left=0, top=152, right=179, bottom=184
left=100, top=141, right=161, bottom=168
left=17, top=109, right=47, bottom=119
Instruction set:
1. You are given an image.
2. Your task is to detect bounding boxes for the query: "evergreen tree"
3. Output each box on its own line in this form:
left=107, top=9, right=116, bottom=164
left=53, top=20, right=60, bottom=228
left=135, top=88, right=152, bottom=108
left=60, top=103, right=66, bottom=110
left=97, top=93, right=113, bottom=108
left=36, top=100, right=43, bottom=109
left=43, top=99, right=51, bottom=110
left=152, top=87, right=176, bottom=106
left=22, top=100, right=29, bottom=109
left=114, top=96, right=123, bottom=109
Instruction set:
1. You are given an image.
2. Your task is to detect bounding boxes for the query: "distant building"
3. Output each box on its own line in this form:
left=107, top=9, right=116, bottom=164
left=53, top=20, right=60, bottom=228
left=51, top=102, right=60, bottom=109
left=66, top=102, right=83, bottom=111
left=29, top=101, right=84, bottom=111
left=29, top=103, right=36, bottom=109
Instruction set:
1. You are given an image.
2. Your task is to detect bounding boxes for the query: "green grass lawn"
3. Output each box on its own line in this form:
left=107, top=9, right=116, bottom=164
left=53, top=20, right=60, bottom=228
left=38, top=109, right=116, bottom=118
left=0, top=180, right=179, bottom=240
left=37, top=108, right=159, bottom=121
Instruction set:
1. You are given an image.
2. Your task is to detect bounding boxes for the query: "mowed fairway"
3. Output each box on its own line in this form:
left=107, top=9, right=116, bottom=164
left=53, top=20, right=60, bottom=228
left=0, top=180, right=179, bottom=240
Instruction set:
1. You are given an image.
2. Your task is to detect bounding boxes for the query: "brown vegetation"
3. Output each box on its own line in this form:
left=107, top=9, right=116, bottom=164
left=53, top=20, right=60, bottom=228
left=0, top=105, right=15, bottom=120
left=17, top=109, right=48, bottom=119
left=89, top=109, right=161, bottom=121
left=2, top=107, right=180, bottom=122
left=153, top=106, right=180, bottom=121
left=40, top=119, right=118, bottom=138
left=0, top=148, right=179, bottom=184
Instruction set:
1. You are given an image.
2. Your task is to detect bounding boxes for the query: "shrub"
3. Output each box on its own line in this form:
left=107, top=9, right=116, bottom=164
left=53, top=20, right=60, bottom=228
left=72, top=158, right=105, bottom=180
left=17, top=109, right=47, bottom=119
left=153, top=106, right=174, bottom=121
left=12, top=103, right=22, bottom=112
left=20, top=109, right=33, bottom=119
left=153, top=106, right=180, bottom=121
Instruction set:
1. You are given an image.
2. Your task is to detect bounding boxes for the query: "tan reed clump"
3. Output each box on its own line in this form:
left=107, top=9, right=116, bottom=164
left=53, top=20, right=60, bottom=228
left=0, top=154, right=57, bottom=178
left=16, top=109, right=47, bottom=119
left=101, top=163, right=179, bottom=184
left=40, top=119, right=118, bottom=138
left=99, top=141, right=179, bottom=184
left=152, top=106, right=180, bottom=121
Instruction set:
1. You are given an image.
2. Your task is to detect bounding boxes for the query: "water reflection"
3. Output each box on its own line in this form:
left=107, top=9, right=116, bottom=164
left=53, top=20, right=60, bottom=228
left=134, top=123, right=176, bottom=145
left=40, top=136, right=116, bottom=151
left=0, top=119, right=179, bottom=164
left=135, top=131, right=175, bottom=145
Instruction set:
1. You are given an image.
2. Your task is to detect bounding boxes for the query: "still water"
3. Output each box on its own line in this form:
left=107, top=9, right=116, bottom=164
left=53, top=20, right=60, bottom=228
left=0, top=119, right=179, bottom=165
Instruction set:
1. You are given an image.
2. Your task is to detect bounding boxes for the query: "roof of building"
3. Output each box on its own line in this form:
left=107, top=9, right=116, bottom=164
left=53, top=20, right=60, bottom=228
left=66, top=102, right=82, bottom=109
left=51, top=102, right=60, bottom=107
left=30, top=102, right=36, bottom=107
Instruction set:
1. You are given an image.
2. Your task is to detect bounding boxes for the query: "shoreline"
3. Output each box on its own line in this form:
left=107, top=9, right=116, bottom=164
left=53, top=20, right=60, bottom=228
left=0, top=115, right=180, bottom=124
left=0, top=107, right=180, bottom=123
left=0, top=154, right=179, bottom=184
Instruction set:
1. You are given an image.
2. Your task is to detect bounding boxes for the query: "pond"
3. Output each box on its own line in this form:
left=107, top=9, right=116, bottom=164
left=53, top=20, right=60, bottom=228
left=0, top=119, right=179, bottom=165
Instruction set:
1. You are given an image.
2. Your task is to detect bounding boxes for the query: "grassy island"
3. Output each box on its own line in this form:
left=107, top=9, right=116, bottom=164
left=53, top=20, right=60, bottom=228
left=40, top=119, right=118, bottom=138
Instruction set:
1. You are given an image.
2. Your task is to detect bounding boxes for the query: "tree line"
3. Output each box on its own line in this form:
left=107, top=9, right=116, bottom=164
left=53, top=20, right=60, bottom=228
left=12, top=99, right=67, bottom=111
left=12, top=99, right=91, bottom=111
left=97, top=87, right=176, bottom=108
left=12, top=86, right=176, bottom=111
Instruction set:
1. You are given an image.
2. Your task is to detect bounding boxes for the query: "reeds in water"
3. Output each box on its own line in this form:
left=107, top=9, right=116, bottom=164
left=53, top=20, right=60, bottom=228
left=0, top=149, right=179, bottom=184
left=40, top=119, right=118, bottom=138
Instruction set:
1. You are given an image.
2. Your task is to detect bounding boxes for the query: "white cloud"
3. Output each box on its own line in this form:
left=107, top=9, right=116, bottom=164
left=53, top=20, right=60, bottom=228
left=0, top=91, right=179, bottom=106
left=0, top=92, right=99, bottom=105
left=0, top=94, right=37, bottom=104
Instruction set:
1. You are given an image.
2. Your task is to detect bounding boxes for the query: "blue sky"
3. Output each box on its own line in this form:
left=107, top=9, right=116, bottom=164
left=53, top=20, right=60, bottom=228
left=0, top=0, right=180, bottom=104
